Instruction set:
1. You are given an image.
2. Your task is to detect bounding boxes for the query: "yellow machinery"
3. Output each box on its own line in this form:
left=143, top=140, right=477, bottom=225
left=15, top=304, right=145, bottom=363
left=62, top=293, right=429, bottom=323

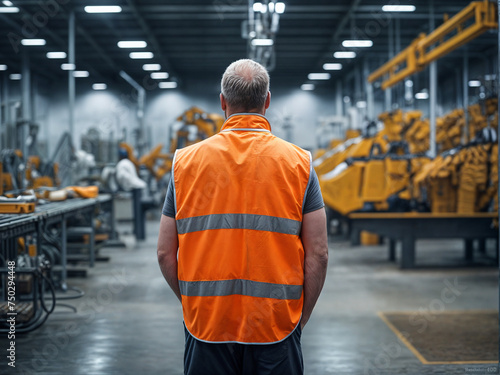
left=369, top=0, right=498, bottom=89
left=119, top=107, right=224, bottom=180
left=170, top=107, right=224, bottom=152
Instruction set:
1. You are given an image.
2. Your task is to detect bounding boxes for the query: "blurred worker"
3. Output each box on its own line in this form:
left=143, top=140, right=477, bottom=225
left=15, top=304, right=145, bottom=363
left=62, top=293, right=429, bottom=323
left=157, top=59, right=328, bottom=375
left=115, top=147, right=147, bottom=191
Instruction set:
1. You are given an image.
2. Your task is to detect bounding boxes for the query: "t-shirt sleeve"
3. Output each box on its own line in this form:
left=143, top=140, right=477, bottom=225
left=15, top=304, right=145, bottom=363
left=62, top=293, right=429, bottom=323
left=162, top=177, right=176, bottom=218
left=303, top=167, right=325, bottom=214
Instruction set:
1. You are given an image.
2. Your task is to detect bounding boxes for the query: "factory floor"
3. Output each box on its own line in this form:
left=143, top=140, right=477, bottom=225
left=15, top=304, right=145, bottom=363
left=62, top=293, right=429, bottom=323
left=12, top=219, right=499, bottom=375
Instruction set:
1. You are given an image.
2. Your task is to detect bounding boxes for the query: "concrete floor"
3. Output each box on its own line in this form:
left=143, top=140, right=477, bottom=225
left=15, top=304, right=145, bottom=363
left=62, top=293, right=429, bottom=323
left=8, top=220, right=499, bottom=375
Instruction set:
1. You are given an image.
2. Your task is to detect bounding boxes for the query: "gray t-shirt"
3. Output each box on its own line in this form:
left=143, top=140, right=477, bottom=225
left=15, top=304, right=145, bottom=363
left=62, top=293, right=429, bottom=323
left=162, top=167, right=324, bottom=218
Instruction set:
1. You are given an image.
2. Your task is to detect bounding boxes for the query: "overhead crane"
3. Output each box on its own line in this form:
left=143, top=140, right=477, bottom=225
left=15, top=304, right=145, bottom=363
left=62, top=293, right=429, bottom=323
left=368, top=0, right=498, bottom=89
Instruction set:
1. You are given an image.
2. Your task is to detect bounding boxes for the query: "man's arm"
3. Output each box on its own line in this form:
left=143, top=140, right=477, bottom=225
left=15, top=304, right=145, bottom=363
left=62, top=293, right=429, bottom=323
left=157, top=215, right=182, bottom=303
left=301, top=207, right=329, bottom=329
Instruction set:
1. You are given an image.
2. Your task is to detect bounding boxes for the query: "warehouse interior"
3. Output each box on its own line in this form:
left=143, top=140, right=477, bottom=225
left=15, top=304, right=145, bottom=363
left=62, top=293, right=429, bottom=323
left=0, top=0, right=499, bottom=374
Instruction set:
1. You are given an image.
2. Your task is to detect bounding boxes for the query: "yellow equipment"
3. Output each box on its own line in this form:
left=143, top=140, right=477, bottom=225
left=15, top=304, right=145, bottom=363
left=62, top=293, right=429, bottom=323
left=369, top=0, right=498, bottom=89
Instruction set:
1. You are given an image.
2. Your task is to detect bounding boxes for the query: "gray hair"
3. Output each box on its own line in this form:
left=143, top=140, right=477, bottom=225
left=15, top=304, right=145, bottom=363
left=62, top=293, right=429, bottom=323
left=221, top=59, right=270, bottom=111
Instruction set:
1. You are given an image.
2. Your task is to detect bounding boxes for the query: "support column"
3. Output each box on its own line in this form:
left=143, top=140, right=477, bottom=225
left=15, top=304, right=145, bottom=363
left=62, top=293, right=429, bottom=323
left=463, top=50, right=469, bottom=143
left=1, top=74, right=7, bottom=149
left=428, top=0, right=437, bottom=158
left=336, top=80, right=343, bottom=117
left=365, top=59, right=374, bottom=120
left=385, top=21, right=394, bottom=111
left=68, top=10, right=75, bottom=144
left=21, top=48, right=31, bottom=166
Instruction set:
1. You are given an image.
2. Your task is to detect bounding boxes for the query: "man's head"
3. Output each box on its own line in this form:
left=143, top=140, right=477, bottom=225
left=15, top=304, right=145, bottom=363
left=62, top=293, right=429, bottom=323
left=220, top=59, right=271, bottom=117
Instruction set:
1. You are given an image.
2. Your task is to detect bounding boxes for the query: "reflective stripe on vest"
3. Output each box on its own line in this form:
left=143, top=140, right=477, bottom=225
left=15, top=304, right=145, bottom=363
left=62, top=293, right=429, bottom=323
left=174, top=113, right=311, bottom=344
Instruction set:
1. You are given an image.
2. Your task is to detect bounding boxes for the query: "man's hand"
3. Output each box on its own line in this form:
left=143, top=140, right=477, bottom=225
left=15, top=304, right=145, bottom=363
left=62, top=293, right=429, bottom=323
left=300, top=208, right=328, bottom=329
left=157, top=215, right=182, bottom=303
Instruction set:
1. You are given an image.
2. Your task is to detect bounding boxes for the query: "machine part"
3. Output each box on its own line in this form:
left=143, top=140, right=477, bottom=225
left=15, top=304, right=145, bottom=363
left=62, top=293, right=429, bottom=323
left=369, top=0, right=498, bottom=89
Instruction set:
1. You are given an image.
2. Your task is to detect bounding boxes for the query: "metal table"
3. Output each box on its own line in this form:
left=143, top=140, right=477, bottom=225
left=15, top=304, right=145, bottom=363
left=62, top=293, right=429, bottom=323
left=348, top=212, right=498, bottom=269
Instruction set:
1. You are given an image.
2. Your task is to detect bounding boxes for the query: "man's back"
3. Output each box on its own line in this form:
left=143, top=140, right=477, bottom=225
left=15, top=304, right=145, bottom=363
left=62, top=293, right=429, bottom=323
left=173, top=113, right=311, bottom=344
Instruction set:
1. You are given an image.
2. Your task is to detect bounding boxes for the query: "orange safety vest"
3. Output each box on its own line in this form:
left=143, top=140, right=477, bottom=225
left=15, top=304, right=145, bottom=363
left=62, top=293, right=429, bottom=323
left=173, top=113, right=312, bottom=344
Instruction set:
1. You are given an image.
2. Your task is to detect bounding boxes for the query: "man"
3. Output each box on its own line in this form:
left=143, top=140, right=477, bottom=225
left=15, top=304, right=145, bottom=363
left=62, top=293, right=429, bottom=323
left=158, top=59, right=328, bottom=375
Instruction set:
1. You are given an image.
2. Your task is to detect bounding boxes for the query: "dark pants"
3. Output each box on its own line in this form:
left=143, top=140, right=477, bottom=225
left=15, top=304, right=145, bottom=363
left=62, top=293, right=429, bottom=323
left=184, top=326, right=303, bottom=375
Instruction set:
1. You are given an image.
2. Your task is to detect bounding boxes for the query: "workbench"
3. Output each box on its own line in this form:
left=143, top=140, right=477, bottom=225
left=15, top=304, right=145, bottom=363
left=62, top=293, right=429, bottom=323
left=0, top=195, right=114, bottom=289
left=348, top=212, right=498, bottom=269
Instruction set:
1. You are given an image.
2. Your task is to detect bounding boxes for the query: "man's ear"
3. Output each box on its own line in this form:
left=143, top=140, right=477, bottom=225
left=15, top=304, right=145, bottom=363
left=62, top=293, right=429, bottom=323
left=220, top=93, right=227, bottom=112
left=264, top=91, right=271, bottom=110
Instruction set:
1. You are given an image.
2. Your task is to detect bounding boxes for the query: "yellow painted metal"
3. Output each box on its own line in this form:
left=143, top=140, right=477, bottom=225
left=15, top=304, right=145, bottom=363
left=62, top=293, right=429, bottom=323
left=369, top=0, right=498, bottom=89
left=0, top=202, right=36, bottom=214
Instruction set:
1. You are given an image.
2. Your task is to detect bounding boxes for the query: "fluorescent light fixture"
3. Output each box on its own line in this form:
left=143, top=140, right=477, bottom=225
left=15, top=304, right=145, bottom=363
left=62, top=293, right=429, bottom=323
left=468, top=80, right=481, bottom=87
left=130, top=52, right=154, bottom=59
left=21, top=39, right=46, bottom=46
left=118, top=41, right=147, bottom=48
left=92, top=83, right=107, bottom=90
left=251, top=39, right=274, bottom=46
left=275, top=2, right=285, bottom=14
left=61, top=63, right=75, bottom=70
left=253, top=2, right=262, bottom=12
left=143, top=64, right=161, bottom=71
left=356, top=101, right=367, bottom=109
left=301, top=84, right=315, bottom=91
left=47, top=52, right=67, bottom=59
left=405, top=80, right=414, bottom=87
left=334, top=51, right=356, bottom=59
left=84, top=6, right=122, bottom=13
left=268, top=2, right=274, bottom=12
left=73, top=70, right=89, bottom=78
left=0, top=6, right=18, bottom=12
left=3, top=1, right=13, bottom=6
left=323, top=63, right=342, bottom=71
left=151, top=72, right=169, bottom=79
left=0, top=65, right=7, bottom=71
left=382, top=5, right=416, bottom=12
left=9, top=74, right=21, bottom=80
left=308, top=73, right=331, bottom=80
left=342, top=40, right=373, bottom=48
left=159, top=82, right=178, bottom=89
left=415, top=91, right=429, bottom=100
left=485, top=74, right=496, bottom=81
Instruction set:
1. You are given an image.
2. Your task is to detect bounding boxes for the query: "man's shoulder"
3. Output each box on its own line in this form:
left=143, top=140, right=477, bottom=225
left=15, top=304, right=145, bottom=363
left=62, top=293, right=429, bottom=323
left=175, top=134, right=221, bottom=158
left=271, top=136, right=311, bottom=161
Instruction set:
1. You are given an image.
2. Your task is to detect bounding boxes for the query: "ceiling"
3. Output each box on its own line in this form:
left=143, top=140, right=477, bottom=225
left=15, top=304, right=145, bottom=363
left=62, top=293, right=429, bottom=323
left=0, top=0, right=496, bottom=92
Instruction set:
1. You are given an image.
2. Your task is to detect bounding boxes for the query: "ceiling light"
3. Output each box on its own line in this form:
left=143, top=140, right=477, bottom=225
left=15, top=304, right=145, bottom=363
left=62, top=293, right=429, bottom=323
left=308, top=73, right=331, bottom=80
left=301, top=84, right=315, bottom=91
left=0, top=65, right=7, bottom=71
left=143, top=64, right=161, bottom=71
left=275, top=2, right=285, bottom=14
left=151, top=72, right=169, bottom=80
left=342, top=40, right=373, bottom=48
left=251, top=39, right=274, bottom=46
left=468, top=80, right=481, bottom=87
left=268, top=2, right=274, bottom=12
left=73, top=70, right=89, bottom=78
left=159, top=82, right=177, bottom=89
left=415, top=91, right=429, bottom=100
left=356, top=101, right=367, bottom=108
left=9, top=74, right=21, bottom=80
left=47, top=52, right=67, bottom=59
left=130, top=52, right=154, bottom=59
left=334, top=51, right=356, bottom=58
left=3, top=1, right=13, bottom=6
left=61, top=63, right=75, bottom=70
left=323, top=63, right=342, bottom=71
left=21, top=39, right=46, bottom=46
left=118, top=41, right=147, bottom=48
left=0, top=6, right=18, bottom=12
left=92, top=83, right=107, bottom=90
left=253, top=2, right=262, bottom=12
left=84, top=6, right=122, bottom=13
left=382, top=5, right=416, bottom=12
